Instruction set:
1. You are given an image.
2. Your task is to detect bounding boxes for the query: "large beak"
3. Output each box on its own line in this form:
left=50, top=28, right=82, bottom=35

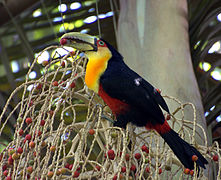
left=60, top=32, right=97, bottom=51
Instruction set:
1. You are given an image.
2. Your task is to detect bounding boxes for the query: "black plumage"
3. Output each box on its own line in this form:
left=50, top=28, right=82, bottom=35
left=98, top=40, right=208, bottom=170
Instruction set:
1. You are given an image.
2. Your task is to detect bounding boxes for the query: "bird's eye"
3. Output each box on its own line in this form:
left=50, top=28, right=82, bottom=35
left=98, top=41, right=105, bottom=46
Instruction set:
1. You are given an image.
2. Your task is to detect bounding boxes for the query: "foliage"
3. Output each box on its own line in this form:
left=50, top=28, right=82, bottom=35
left=188, top=0, right=221, bottom=143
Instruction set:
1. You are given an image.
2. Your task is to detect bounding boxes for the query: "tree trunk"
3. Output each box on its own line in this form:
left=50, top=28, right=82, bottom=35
left=117, top=0, right=210, bottom=178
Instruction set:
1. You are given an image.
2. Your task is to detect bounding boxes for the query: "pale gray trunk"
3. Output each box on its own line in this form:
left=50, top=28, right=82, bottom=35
left=117, top=0, right=210, bottom=178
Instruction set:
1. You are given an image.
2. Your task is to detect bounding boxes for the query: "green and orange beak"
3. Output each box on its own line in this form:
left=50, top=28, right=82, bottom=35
left=60, top=32, right=98, bottom=51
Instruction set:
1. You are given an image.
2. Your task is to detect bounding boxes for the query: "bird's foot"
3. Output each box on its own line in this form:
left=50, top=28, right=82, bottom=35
left=101, top=114, right=115, bottom=124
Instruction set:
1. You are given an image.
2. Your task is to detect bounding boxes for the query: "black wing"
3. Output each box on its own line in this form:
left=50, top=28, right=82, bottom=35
left=100, top=67, right=169, bottom=125
left=141, top=79, right=170, bottom=113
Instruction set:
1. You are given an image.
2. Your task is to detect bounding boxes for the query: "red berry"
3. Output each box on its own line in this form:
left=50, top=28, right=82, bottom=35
left=35, top=130, right=42, bottom=136
left=130, top=164, right=136, bottom=172
left=61, top=81, right=66, bottom=87
left=47, top=171, right=54, bottom=178
left=213, top=154, right=219, bottom=161
left=38, top=131, right=42, bottom=136
left=60, top=38, right=67, bottom=45
left=119, top=152, right=122, bottom=157
left=29, top=100, right=33, bottom=107
left=184, top=168, right=190, bottom=174
left=125, top=153, right=130, bottom=161
left=6, top=176, right=12, bottom=180
left=70, top=82, right=76, bottom=88
left=65, top=163, right=70, bottom=169
left=50, top=146, right=56, bottom=153
left=59, top=168, right=66, bottom=174
left=121, top=166, right=126, bottom=173
left=12, top=153, right=20, bottom=160
left=56, top=169, right=61, bottom=176
left=192, top=155, right=198, bottom=162
left=141, top=145, right=148, bottom=152
left=8, top=156, right=13, bottom=165
left=49, top=110, right=54, bottom=117
left=95, top=165, right=101, bottom=171
left=29, top=141, right=35, bottom=148
left=52, top=81, right=58, bottom=86
left=33, top=151, right=37, bottom=157
left=19, top=129, right=24, bottom=136
left=166, top=114, right=171, bottom=120
left=61, top=61, right=65, bottom=67
left=25, top=117, right=32, bottom=124
left=119, top=174, right=124, bottom=179
left=88, top=129, right=95, bottom=135
left=134, top=153, right=141, bottom=160
left=190, top=170, right=194, bottom=176
left=156, top=88, right=161, bottom=93
left=0, top=153, right=3, bottom=161
left=3, top=170, right=8, bottom=176
left=41, top=141, right=46, bottom=147
left=27, top=166, right=33, bottom=173
left=70, top=51, right=76, bottom=56
left=40, top=120, right=45, bottom=126
left=107, top=149, right=115, bottom=160
left=68, top=164, right=73, bottom=170
left=158, top=168, right=162, bottom=174
left=113, top=175, right=117, bottom=180
left=77, top=166, right=81, bottom=171
left=25, top=134, right=32, bottom=141
left=73, top=170, right=80, bottom=178
left=42, top=60, right=49, bottom=66
left=8, top=148, right=15, bottom=155
left=36, top=83, right=42, bottom=90
left=145, top=167, right=150, bottom=173
left=2, top=164, right=7, bottom=171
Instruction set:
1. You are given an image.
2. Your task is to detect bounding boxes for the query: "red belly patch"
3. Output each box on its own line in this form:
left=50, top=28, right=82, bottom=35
left=98, top=85, right=130, bottom=115
left=145, top=120, right=171, bottom=134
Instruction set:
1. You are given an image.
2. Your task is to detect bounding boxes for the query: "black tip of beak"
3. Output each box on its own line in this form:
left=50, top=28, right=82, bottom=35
left=93, top=38, right=98, bottom=51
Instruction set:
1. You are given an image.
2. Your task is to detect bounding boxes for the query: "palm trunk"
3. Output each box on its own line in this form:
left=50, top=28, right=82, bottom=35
left=117, top=0, right=211, bottom=178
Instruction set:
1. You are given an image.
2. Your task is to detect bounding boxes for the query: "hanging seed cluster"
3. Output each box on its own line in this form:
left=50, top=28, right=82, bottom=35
left=0, top=46, right=220, bottom=180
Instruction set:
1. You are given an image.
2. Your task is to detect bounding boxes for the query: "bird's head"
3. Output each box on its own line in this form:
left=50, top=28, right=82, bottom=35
left=60, top=32, right=118, bottom=92
left=60, top=32, right=112, bottom=60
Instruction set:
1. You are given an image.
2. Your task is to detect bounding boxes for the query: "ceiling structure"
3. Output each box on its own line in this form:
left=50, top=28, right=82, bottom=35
left=0, top=0, right=119, bottom=90
left=188, top=0, right=221, bottom=144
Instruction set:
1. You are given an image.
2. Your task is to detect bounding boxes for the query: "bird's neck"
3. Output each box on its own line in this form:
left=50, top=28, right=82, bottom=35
left=84, top=48, right=112, bottom=93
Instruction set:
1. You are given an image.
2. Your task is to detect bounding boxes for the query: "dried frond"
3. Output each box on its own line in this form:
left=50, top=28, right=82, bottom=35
left=0, top=46, right=220, bottom=180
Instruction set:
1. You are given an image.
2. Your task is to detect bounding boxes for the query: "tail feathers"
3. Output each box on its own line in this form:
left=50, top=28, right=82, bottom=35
left=161, top=129, right=208, bottom=170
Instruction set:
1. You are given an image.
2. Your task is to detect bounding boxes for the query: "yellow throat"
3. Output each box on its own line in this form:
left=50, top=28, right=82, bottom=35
left=84, top=47, right=112, bottom=93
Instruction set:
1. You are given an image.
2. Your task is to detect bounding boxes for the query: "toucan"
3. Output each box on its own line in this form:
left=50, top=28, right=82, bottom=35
left=60, top=32, right=208, bottom=171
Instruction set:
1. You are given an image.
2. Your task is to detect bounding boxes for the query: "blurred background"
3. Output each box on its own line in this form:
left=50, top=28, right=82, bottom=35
left=0, top=0, right=220, bottom=150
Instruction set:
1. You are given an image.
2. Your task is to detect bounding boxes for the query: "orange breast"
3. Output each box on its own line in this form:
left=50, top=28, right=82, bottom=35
left=84, top=46, right=112, bottom=92
left=85, top=58, right=107, bottom=92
